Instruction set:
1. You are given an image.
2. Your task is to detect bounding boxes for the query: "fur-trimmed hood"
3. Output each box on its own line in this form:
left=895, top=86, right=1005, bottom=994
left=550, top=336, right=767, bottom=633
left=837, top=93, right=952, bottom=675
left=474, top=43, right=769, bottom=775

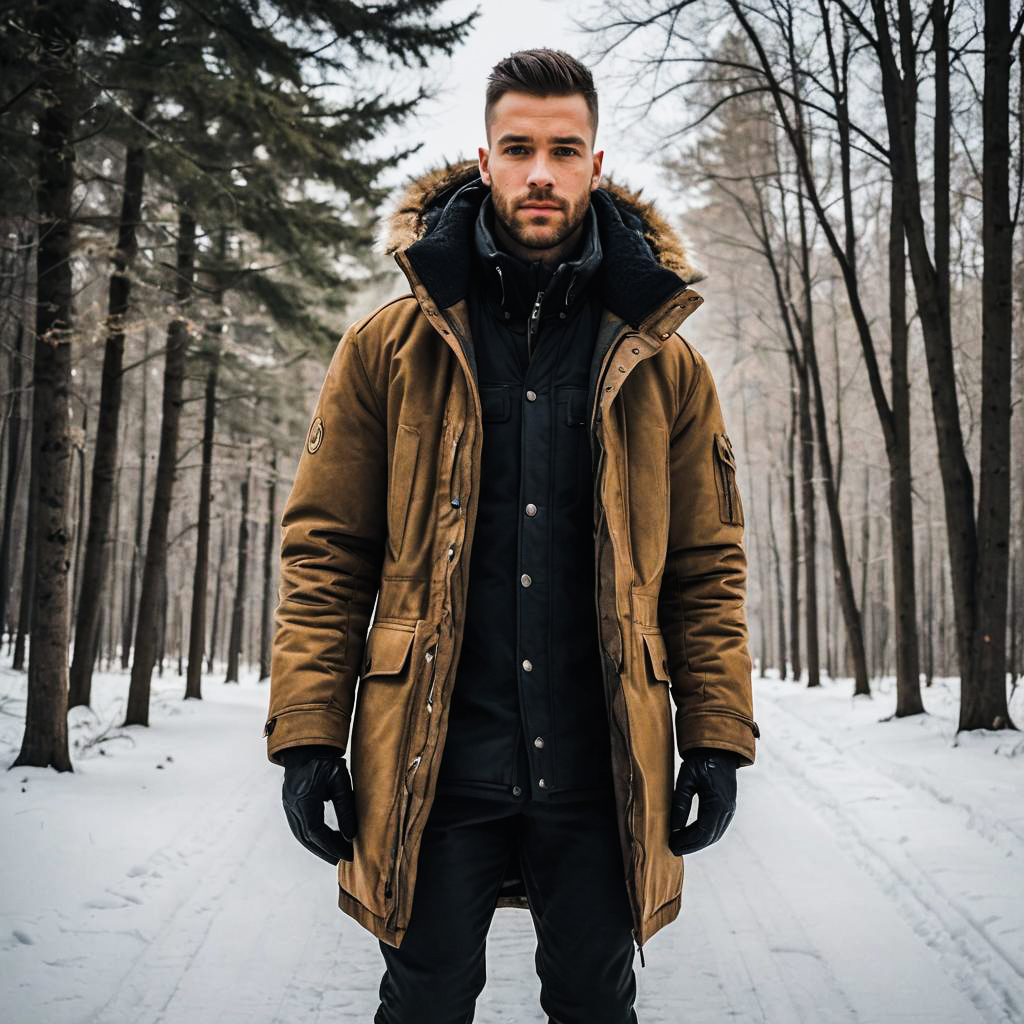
left=382, top=157, right=704, bottom=285
left=380, top=158, right=704, bottom=332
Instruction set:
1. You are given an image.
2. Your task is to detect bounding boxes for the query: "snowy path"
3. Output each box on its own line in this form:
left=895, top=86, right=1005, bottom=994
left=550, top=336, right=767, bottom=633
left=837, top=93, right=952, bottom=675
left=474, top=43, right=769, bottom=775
left=1, top=668, right=1021, bottom=1023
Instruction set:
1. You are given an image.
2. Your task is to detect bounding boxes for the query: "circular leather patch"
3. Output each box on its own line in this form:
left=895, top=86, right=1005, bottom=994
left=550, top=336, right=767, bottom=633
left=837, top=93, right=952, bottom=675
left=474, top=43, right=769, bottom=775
left=307, top=416, right=324, bottom=454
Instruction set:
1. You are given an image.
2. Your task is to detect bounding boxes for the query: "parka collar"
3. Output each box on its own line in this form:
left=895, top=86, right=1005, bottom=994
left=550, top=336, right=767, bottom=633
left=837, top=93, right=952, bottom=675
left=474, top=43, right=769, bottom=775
left=472, top=193, right=602, bottom=325
left=382, top=159, right=706, bottom=340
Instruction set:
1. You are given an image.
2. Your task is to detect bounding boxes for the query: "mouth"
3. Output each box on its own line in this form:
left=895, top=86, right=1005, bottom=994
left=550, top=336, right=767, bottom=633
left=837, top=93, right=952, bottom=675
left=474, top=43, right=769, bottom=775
left=519, top=202, right=562, bottom=212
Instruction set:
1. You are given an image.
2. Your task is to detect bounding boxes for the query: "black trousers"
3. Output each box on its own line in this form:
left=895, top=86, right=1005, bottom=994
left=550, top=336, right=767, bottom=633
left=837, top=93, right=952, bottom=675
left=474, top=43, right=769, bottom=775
left=373, top=790, right=639, bottom=1024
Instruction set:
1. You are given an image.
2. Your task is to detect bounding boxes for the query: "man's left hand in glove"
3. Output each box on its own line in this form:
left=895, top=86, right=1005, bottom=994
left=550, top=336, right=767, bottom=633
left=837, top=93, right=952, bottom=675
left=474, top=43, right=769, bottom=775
left=669, top=746, right=740, bottom=856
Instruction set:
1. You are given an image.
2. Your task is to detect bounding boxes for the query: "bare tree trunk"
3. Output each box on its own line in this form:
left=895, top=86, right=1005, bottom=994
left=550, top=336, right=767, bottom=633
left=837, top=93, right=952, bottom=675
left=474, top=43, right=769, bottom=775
left=967, top=0, right=1015, bottom=730
left=12, top=444, right=35, bottom=672
left=124, top=202, right=195, bottom=726
left=860, top=463, right=871, bottom=679
left=176, top=592, right=183, bottom=677
left=121, top=329, right=149, bottom=670
left=259, top=449, right=277, bottom=681
left=70, top=399, right=86, bottom=627
left=185, top=227, right=225, bottom=700
left=208, top=515, right=226, bottom=675
left=804, top=302, right=870, bottom=695
left=157, top=561, right=167, bottom=677
left=767, top=472, right=787, bottom=677
left=938, top=557, right=949, bottom=678
left=923, top=517, right=935, bottom=687
left=13, top=8, right=77, bottom=771
left=0, top=231, right=33, bottom=640
left=69, top=131, right=149, bottom=709
left=796, top=350, right=820, bottom=688
left=878, top=544, right=891, bottom=678
left=788, top=372, right=801, bottom=682
left=887, top=183, right=924, bottom=714
left=225, top=447, right=252, bottom=683
left=107, top=457, right=122, bottom=669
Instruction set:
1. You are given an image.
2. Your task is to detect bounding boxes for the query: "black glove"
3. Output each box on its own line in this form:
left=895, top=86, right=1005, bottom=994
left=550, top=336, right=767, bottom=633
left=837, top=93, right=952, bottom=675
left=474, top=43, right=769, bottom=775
left=669, top=746, right=739, bottom=856
left=280, top=744, right=357, bottom=864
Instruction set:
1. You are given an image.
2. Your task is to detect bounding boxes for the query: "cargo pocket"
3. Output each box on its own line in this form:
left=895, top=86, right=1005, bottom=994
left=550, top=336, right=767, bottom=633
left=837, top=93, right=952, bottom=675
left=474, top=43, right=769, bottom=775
left=345, top=619, right=420, bottom=914
left=361, top=620, right=416, bottom=682
left=712, top=432, right=744, bottom=526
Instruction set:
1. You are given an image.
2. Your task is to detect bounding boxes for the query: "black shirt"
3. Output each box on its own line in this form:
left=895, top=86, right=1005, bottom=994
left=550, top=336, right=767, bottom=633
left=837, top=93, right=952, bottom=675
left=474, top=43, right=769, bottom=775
left=434, top=194, right=616, bottom=803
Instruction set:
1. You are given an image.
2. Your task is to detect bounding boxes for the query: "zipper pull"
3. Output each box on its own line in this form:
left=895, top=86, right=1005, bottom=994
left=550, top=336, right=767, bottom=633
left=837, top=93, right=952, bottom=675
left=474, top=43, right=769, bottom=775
left=495, top=265, right=507, bottom=312
left=527, top=290, right=544, bottom=360
left=425, top=642, right=438, bottom=712
left=632, top=929, right=646, bottom=968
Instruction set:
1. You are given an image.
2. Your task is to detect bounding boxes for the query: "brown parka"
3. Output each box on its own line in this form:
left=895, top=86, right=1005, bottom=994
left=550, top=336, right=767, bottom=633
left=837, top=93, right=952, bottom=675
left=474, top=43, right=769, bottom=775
left=264, top=159, right=759, bottom=957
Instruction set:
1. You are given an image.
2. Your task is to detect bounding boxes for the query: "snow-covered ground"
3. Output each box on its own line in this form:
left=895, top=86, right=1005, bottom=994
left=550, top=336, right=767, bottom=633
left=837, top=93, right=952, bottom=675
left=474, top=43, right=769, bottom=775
left=1, top=658, right=1021, bottom=1024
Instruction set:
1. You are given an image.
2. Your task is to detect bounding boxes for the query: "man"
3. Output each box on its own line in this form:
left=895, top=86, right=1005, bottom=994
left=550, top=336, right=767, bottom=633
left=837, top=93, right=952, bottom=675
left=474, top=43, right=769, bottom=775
left=265, top=48, right=759, bottom=1024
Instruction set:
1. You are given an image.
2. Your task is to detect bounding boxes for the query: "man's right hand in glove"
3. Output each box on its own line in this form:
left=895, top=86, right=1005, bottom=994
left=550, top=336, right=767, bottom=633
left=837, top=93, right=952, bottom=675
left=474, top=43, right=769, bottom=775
left=279, top=744, right=357, bottom=864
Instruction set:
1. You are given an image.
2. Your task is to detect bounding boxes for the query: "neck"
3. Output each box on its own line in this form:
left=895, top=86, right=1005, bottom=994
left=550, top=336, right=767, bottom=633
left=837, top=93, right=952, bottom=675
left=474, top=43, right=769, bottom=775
left=492, top=213, right=589, bottom=272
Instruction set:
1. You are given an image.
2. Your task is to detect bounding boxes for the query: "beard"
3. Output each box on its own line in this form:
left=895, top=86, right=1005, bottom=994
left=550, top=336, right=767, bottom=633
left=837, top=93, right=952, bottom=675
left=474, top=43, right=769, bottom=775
left=490, top=186, right=591, bottom=251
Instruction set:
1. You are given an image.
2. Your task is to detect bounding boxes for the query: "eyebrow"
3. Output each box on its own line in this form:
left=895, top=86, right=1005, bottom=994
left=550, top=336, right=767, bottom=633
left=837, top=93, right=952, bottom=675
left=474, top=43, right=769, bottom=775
left=496, top=133, right=587, bottom=147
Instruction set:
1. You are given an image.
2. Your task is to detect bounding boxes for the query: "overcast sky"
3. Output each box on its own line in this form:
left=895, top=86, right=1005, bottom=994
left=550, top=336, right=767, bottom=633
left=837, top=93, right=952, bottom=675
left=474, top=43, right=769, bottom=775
left=375, top=0, right=691, bottom=219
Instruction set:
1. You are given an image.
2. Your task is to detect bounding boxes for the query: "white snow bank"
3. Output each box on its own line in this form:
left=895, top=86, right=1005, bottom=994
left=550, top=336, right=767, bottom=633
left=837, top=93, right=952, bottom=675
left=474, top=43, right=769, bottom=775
left=0, top=660, right=1021, bottom=1023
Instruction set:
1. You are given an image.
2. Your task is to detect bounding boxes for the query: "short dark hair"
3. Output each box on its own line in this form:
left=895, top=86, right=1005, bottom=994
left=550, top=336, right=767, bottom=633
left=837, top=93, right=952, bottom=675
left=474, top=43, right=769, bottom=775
left=485, top=48, right=598, bottom=145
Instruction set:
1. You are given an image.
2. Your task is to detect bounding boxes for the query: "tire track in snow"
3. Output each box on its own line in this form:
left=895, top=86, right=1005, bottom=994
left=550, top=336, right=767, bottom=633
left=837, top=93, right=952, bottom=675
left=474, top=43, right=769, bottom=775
left=772, top=694, right=1024, bottom=853
left=82, top=765, right=278, bottom=1023
left=758, top=691, right=1024, bottom=1023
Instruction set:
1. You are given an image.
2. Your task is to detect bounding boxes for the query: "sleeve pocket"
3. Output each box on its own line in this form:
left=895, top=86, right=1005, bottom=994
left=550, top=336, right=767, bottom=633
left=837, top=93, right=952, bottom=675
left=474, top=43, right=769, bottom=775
left=712, top=432, right=744, bottom=526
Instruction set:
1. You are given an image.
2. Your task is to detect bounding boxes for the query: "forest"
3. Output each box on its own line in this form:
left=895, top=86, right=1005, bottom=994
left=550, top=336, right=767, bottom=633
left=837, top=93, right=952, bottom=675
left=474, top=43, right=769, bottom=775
left=1, top=0, right=1020, bottom=771
left=585, top=0, right=1024, bottom=736
left=2, top=3, right=1023, bottom=1021
left=1, top=0, right=477, bottom=770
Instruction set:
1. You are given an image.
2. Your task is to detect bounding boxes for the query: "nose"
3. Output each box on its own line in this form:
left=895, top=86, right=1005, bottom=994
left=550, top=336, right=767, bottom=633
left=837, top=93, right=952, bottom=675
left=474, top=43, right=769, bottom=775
left=525, top=154, right=555, bottom=190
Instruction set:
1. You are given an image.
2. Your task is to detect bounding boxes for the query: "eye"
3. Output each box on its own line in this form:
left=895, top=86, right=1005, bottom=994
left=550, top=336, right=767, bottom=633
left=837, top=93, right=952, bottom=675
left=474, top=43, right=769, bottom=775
left=554, top=147, right=579, bottom=157
left=505, top=145, right=528, bottom=155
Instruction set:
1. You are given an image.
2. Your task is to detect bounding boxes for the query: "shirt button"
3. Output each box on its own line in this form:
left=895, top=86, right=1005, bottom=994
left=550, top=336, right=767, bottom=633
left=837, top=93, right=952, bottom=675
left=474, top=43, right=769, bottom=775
left=534, top=736, right=544, bottom=748
left=512, top=785, right=523, bottom=797
left=526, top=390, right=537, bottom=401
left=520, top=573, right=532, bottom=587
left=538, top=778, right=547, bottom=789
left=525, top=502, right=538, bottom=516
left=522, top=659, right=533, bottom=672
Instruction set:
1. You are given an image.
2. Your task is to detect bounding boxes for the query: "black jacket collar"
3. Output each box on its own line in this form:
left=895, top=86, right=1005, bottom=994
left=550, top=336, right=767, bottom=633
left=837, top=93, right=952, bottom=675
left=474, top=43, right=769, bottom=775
left=472, top=193, right=602, bottom=325
left=402, top=175, right=685, bottom=330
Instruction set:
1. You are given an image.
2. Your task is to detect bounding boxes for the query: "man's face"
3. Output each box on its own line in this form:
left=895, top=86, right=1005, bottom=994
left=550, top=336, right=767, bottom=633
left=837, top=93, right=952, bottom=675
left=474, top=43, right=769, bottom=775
left=478, top=91, right=603, bottom=254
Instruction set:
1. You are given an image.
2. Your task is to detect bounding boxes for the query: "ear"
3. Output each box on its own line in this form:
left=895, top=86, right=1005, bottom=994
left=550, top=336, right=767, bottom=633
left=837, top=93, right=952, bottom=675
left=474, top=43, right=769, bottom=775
left=591, top=149, right=604, bottom=190
left=478, top=146, right=491, bottom=187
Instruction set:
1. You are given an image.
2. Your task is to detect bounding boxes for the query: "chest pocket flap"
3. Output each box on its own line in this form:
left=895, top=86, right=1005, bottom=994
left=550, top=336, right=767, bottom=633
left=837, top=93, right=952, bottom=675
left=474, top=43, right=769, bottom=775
left=480, top=384, right=511, bottom=422
left=362, top=622, right=415, bottom=681
left=558, top=386, right=587, bottom=426
left=712, top=432, right=744, bottom=526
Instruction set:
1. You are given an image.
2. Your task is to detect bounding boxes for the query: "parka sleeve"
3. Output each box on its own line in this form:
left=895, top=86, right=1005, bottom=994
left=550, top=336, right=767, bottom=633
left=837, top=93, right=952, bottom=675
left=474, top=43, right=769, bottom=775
left=264, top=320, right=387, bottom=764
left=658, top=340, right=759, bottom=767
